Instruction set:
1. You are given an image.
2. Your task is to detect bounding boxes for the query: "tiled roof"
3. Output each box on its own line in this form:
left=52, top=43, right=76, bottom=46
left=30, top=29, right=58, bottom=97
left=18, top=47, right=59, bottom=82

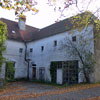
left=27, top=11, right=95, bottom=42
left=0, top=11, right=95, bottom=43
left=0, top=18, right=39, bottom=42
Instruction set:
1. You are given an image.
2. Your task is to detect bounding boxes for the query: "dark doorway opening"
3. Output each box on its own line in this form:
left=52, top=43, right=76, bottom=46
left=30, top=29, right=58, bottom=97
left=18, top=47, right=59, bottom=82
left=39, top=67, right=45, bottom=81
left=32, top=67, right=36, bottom=80
left=63, top=61, right=78, bottom=84
left=5, top=62, right=15, bottom=81
left=50, top=60, right=78, bottom=85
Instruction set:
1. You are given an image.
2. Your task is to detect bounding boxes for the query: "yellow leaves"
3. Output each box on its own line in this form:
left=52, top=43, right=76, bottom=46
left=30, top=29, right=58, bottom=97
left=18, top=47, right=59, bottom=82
left=0, top=86, right=25, bottom=96
left=19, top=14, right=26, bottom=21
left=0, top=21, right=7, bottom=66
left=6, top=6, right=11, bottom=10
left=83, top=96, right=100, bottom=100
left=26, top=4, right=31, bottom=10
left=32, top=8, right=38, bottom=12
left=70, top=12, right=94, bottom=31
left=1, top=82, right=100, bottom=100
left=4, top=2, right=7, bottom=6
left=11, top=6, right=15, bottom=9
left=2, top=6, right=5, bottom=9
left=0, top=0, right=38, bottom=16
left=94, top=20, right=98, bottom=24
left=14, top=2, right=19, bottom=6
left=93, top=19, right=100, bottom=37
left=53, top=0, right=56, bottom=2
left=78, top=26, right=84, bottom=32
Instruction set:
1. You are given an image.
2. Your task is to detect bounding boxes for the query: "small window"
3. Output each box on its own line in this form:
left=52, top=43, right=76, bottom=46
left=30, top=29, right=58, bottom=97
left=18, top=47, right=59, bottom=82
left=41, top=46, right=44, bottom=51
left=12, top=30, right=16, bottom=34
left=32, top=64, right=36, bottom=66
left=19, top=48, right=23, bottom=53
left=30, top=48, right=33, bottom=52
left=54, top=40, right=57, bottom=46
left=72, top=36, right=76, bottom=42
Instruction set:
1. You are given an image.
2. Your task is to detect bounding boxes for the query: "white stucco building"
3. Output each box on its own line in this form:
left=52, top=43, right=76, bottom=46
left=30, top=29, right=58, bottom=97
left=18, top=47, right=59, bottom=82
left=0, top=11, right=100, bottom=84
left=0, top=17, right=38, bottom=80
left=27, top=24, right=94, bottom=84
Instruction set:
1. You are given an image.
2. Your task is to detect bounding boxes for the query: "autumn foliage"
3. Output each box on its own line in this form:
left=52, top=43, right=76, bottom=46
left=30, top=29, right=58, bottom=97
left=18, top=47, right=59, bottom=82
left=0, top=0, right=38, bottom=16
left=0, top=82, right=100, bottom=100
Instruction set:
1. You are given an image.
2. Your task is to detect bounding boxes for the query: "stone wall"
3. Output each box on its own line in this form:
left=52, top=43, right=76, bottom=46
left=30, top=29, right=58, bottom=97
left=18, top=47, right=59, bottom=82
left=94, top=36, right=100, bottom=82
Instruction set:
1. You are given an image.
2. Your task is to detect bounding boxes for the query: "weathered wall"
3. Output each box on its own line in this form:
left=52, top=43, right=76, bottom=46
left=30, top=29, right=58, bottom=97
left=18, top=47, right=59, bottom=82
left=1, top=40, right=27, bottom=79
left=94, top=36, right=100, bottom=82
left=0, top=63, right=6, bottom=79
left=27, top=25, right=94, bottom=83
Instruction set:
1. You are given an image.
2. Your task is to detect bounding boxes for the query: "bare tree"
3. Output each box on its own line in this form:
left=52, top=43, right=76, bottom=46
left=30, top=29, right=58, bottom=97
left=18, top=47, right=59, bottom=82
left=47, top=0, right=100, bottom=22
left=60, top=27, right=95, bottom=83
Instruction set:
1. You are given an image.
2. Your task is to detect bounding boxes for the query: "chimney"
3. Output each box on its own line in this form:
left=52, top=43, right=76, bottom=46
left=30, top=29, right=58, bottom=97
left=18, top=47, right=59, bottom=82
left=18, top=15, right=26, bottom=31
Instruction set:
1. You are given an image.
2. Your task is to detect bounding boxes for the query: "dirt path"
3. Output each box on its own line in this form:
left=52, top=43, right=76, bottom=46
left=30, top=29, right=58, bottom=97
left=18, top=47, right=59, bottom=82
left=0, top=82, right=100, bottom=100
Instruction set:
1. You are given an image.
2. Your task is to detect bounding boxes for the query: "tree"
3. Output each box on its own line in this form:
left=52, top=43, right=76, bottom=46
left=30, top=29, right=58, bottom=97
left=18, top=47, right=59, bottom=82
left=0, top=0, right=38, bottom=16
left=59, top=11, right=100, bottom=83
left=61, top=29, right=95, bottom=83
left=0, top=21, right=7, bottom=69
left=0, top=0, right=100, bottom=21
left=0, top=0, right=80, bottom=18
left=48, top=0, right=100, bottom=22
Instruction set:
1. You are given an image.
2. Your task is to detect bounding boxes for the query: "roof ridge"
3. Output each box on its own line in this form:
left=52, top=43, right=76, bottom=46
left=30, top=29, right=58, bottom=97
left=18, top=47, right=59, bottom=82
left=0, top=18, right=39, bottom=29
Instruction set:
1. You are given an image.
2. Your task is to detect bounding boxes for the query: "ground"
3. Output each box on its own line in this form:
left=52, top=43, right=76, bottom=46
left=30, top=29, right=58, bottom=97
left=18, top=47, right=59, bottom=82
left=0, top=82, right=100, bottom=100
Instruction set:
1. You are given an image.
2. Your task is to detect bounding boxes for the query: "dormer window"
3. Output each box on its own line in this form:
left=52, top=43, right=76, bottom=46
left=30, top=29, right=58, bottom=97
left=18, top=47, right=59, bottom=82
left=12, top=30, right=16, bottom=34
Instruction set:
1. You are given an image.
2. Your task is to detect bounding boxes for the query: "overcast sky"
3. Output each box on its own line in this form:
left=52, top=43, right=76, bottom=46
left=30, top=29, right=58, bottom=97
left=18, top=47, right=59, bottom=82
left=0, top=0, right=100, bottom=29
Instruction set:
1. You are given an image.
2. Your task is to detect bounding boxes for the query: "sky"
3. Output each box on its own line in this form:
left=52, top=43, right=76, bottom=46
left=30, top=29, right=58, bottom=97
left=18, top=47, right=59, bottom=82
left=0, top=0, right=100, bottom=29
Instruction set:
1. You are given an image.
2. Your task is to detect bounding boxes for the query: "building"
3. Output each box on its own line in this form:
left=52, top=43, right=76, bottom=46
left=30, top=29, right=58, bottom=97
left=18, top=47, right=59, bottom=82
left=0, top=11, right=100, bottom=84
left=0, top=17, right=38, bottom=79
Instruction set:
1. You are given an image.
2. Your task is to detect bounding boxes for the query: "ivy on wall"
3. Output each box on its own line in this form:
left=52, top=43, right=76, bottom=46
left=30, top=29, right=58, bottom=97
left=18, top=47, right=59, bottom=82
left=5, top=62, right=15, bottom=81
left=0, top=21, right=7, bottom=69
left=50, top=62, right=59, bottom=83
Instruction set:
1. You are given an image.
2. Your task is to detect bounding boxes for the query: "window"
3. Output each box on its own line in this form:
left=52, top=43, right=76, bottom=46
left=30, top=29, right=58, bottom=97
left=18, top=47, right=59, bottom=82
left=72, top=36, right=76, bottom=42
left=30, top=48, right=33, bottom=52
left=54, top=40, right=57, bottom=46
left=51, top=61, right=78, bottom=84
left=41, top=46, right=44, bottom=51
left=19, top=48, right=23, bottom=53
left=12, top=30, right=16, bottom=34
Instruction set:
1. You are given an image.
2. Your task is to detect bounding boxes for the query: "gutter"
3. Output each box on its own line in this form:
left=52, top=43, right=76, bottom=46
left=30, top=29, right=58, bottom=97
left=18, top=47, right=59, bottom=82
left=24, top=42, right=30, bottom=80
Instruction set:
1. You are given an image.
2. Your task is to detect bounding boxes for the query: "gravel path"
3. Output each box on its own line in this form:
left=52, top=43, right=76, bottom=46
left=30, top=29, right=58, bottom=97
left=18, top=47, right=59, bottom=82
left=0, top=82, right=100, bottom=100
left=20, top=87, right=100, bottom=100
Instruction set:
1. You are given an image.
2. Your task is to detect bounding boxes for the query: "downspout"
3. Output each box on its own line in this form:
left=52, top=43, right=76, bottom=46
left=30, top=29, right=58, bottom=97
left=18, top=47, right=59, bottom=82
left=24, top=42, right=29, bottom=80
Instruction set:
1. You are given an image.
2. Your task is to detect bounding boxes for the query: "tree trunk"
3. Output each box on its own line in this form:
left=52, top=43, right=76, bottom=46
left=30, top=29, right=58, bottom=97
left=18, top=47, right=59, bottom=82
left=83, top=66, right=90, bottom=83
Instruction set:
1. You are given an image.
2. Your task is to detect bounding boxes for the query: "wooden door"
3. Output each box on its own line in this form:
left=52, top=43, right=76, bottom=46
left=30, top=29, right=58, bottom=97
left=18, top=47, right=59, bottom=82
left=39, top=67, right=45, bottom=80
left=32, top=67, right=36, bottom=80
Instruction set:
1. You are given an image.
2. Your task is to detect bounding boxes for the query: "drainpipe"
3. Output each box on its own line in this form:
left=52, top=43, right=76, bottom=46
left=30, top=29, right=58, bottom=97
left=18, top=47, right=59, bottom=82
left=24, top=42, right=30, bottom=80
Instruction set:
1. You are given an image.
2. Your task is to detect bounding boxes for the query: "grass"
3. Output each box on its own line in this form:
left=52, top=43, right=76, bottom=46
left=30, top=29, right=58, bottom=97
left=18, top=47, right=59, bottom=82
left=1, top=78, right=100, bottom=89
left=0, top=80, right=100, bottom=100
left=31, top=79, right=60, bottom=86
left=30, top=79, right=91, bottom=88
